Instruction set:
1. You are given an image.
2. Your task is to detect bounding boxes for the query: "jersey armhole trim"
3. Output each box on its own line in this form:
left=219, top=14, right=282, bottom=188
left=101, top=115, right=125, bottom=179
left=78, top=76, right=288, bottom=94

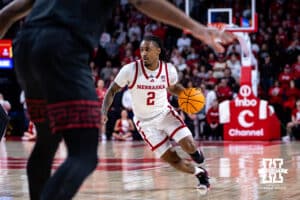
left=155, top=61, right=163, bottom=78
left=165, top=62, right=170, bottom=87
left=128, top=61, right=138, bottom=89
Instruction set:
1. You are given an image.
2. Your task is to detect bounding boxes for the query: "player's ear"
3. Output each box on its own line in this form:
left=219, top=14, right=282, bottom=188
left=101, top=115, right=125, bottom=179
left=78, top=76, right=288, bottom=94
left=157, top=47, right=161, bottom=55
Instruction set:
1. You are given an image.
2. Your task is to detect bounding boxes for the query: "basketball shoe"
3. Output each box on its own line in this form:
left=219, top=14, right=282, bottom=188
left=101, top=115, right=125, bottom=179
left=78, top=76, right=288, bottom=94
left=195, top=166, right=210, bottom=191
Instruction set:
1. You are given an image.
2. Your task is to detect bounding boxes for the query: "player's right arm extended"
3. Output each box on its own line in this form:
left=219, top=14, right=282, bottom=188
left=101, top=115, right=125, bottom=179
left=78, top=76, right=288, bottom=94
left=129, top=0, right=235, bottom=53
left=101, top=82, right=122, bottom=122
left=0, top=0, right=34, bottom=38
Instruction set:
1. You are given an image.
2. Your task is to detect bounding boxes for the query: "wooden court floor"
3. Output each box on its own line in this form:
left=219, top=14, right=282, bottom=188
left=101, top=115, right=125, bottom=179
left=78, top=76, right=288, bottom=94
left=0, top=139, right=299, bottom=200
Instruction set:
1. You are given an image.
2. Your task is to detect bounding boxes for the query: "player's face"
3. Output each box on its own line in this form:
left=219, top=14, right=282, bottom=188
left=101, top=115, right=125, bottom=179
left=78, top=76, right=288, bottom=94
left=140, top=41, right=161, bottom=68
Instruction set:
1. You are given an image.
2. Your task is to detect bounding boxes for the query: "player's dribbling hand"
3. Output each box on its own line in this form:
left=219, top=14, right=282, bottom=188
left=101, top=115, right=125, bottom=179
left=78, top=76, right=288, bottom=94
left=191, top=27, right=236, bottom=53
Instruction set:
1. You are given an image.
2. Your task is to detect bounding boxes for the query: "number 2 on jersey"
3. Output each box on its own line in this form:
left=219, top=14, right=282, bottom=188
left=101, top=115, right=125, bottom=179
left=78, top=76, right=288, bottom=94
left=146, top=92, right=155, bottom=105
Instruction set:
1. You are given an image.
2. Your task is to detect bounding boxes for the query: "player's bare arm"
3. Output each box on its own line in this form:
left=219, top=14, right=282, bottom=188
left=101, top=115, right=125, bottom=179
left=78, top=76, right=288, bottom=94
left=129, top=0, right=235, bottom=53
left=167, top=83, right=185, bottom=97
left=0, top=0, right=34, bottom=38
left=101, top=82, right=122, bottom=123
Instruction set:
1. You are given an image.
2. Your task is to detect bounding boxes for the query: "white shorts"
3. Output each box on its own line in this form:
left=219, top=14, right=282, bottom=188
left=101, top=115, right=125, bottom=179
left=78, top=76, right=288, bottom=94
left=134, top=105, right=192, bottom=157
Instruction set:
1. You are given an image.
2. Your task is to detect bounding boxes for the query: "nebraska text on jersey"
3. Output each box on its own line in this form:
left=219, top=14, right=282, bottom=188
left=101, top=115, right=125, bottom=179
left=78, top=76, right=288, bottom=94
left=114, top=60, right=178, bottom=119
left=137, top=84, right=166, bottom=90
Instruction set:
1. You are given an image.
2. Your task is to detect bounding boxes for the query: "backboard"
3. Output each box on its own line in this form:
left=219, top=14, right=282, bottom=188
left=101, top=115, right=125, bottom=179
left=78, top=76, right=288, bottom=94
left=184, top=0, right=257, bottom=33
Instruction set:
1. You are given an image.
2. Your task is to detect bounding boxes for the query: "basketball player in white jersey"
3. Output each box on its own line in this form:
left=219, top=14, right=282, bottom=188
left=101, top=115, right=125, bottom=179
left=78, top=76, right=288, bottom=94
left=102, top=35, right=209, bottom=190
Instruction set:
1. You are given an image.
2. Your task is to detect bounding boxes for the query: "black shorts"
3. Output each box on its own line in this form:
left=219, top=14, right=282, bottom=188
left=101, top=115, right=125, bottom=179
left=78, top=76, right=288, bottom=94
left=13, top=26, right=100, bottom=133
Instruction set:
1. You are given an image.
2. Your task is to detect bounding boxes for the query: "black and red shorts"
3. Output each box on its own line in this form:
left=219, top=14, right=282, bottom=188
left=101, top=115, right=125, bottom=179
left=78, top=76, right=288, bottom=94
left=13, top=26, right=100, bottom=133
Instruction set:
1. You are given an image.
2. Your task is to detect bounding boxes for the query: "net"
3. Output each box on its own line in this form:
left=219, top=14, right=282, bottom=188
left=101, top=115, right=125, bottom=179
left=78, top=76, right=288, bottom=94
left=208, top=22, right=229, bottom=31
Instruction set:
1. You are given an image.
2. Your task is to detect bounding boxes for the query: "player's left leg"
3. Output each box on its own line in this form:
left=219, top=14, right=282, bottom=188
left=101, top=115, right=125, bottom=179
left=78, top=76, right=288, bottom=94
left=160, top=147, right=210, bottom=190
left=27, top=121, right=62, bottom=200
left=160, top=147, right=198, bottom=173
left=41, top=128, right=99, bottom=200
left=178, top=135, right=205, bottom=164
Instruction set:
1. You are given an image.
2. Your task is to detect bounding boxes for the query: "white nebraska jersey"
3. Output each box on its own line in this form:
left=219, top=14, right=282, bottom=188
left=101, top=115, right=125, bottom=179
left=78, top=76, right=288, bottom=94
left=115, top=60, right=178, bottom=120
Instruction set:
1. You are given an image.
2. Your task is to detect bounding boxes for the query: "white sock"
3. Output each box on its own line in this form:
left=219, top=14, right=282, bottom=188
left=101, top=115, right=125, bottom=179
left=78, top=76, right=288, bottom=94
left=194, top=166, right=204, bottom=175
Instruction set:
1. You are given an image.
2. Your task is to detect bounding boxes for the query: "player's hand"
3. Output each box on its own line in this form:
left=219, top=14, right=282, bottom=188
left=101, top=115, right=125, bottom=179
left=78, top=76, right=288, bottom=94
left=191, top=26, right=236, bottom=53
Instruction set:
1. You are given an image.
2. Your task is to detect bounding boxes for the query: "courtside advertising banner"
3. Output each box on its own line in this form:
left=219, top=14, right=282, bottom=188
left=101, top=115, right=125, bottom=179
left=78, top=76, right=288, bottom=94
left=219, top=83, right=281, bottom=141
left=0, top=39, right=13, bottom=69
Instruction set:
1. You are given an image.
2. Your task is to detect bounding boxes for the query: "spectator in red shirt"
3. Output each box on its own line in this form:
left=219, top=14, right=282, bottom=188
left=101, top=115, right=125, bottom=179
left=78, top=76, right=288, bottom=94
left=112, top=110, right=134, bottom=141
left=286, top=99, right=300, bottom=140
left=207, top=52, right=216, bottom=69
left=284, top=80, right=300, bottom=110
left=283, top=80, right=300, bottom=126
left=283, top=14, right=295, bottom=29
left=292, top=54, right=300, bottom=88
left=276, top=27, right=289, bottom=47
left=268, top=80, right=283, bottom=105
left=268, top=80, right=284, bottom=122
left=217, top=78, right=233, bottom=102
left=278, top=64, right=294, bottom=90
left=205, top=70, right=218, bottom=86
left=96, top=79, right=107, bottom=106
left=122, top=48, right=135, bottom=65
left=205, top=100, right=222, bottom=140
left=22, top=121, right=37, bottom=141
left=152, top=22, right=167, bottom=41
left=212, top=53, right=227, bottom=79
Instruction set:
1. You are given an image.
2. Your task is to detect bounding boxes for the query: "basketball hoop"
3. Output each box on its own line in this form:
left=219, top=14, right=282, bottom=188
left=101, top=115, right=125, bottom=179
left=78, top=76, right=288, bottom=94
left=207, top=22, right=234, bottom=43
left=207, top=22, right=231, bottom=32
left=208, top=22, right=251, bottom=59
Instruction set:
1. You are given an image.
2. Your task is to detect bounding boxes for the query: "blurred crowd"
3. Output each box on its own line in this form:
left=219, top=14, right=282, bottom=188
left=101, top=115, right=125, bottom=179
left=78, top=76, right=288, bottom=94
left=1, top=0, right=300, bottom=141
left=91, top=0, right=300, bottom=140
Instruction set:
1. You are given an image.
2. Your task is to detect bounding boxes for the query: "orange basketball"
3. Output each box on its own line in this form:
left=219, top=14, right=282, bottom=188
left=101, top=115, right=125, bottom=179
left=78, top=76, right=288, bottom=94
left=178, top=88, right=206, bottom=114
